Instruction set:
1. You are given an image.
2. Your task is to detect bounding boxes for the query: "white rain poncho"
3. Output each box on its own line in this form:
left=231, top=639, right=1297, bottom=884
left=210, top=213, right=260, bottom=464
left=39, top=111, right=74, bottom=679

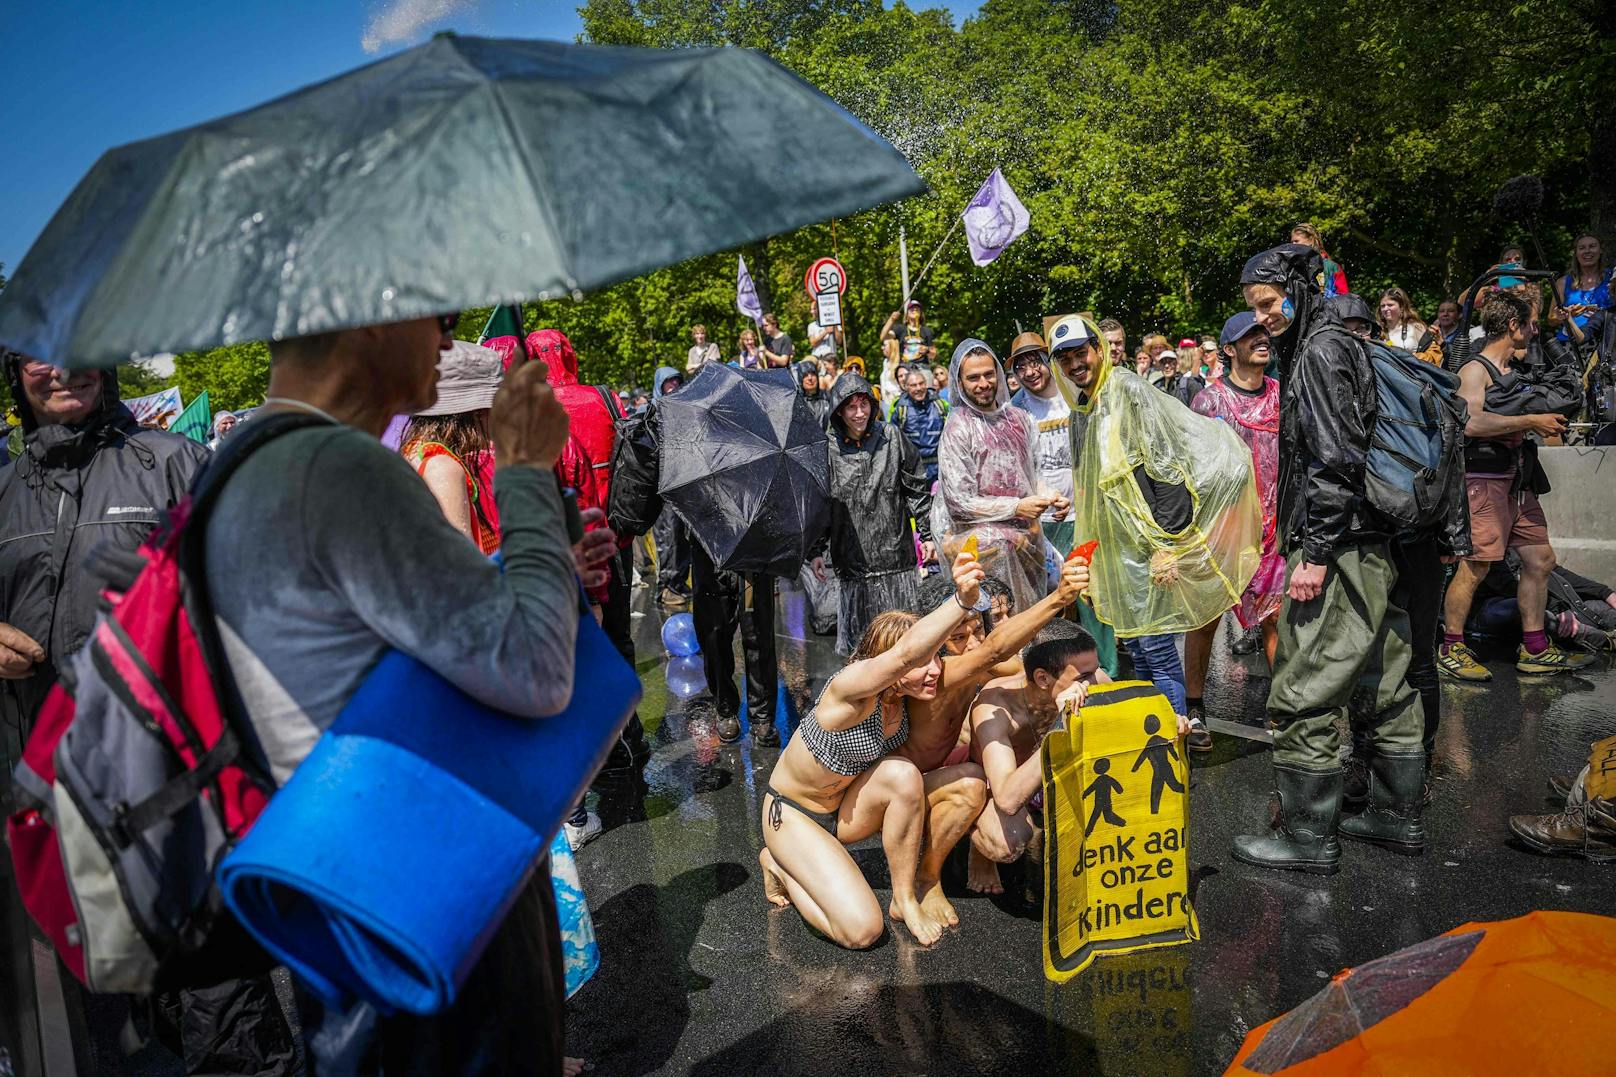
left=1055, top=327, right=1262, bottom=639
left=931, top=338, right=1055, bottom=612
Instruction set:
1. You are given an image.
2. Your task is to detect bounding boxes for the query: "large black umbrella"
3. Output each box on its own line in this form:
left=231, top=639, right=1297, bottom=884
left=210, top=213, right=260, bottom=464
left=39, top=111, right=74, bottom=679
left=0, top=35, right=923, bottom=367
left=658, top=364, right=830, bottom=576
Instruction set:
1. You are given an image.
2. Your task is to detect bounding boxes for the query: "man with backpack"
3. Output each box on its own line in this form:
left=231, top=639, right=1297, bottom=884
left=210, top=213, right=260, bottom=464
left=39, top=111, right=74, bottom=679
left=1231, top=244, right=1429, bottom=875
left=201, top=316, right=581, bottom=1071
left=1331, top=299, right=1471, bottom=809
left=1438, top=292, right=1592, bottom=680
left=889, top=365, right=949, bottom=483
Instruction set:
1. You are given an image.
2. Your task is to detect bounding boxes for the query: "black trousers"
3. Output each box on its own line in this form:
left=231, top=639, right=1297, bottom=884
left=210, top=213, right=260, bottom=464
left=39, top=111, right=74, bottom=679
left=1393, top=536, right=1443, bottom=754
left=652, top=511, right=691, bottom=596
left=1352, top=536, right=1443, bottom=759
left=690, top=545, right=776, bottom=723
left=595, top=547, right=645, bottom=763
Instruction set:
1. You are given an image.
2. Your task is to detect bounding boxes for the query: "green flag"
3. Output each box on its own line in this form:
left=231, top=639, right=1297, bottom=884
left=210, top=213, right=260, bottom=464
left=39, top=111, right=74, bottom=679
left=172, top=391, right=212, bottom=444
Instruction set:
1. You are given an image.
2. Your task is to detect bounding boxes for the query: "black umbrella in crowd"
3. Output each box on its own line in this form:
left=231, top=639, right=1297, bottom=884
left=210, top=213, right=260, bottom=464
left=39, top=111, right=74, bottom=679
left=0, top=34, right=925, bottom=367
left=658, top=364, right=831, bottom=577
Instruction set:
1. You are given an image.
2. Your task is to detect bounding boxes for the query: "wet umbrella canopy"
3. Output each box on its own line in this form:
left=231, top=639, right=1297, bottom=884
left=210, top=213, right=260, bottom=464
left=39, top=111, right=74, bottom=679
left=0, top=35, right=924, bottom=367
left=1229, top=910, right=1616, bottom=1075
left=658, top=364, right=831, bottom=577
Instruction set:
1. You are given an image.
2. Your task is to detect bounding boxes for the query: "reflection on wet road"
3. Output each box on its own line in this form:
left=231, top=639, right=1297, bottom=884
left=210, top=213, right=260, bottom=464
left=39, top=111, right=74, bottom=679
left=569, top=582, right=1615, bottom=1075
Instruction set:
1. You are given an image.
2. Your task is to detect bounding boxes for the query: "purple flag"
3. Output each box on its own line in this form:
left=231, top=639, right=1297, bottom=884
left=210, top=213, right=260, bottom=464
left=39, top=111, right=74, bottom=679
left=962, top=167, right=1029, bottom=266
left=736, top=255, right=764, bottom=325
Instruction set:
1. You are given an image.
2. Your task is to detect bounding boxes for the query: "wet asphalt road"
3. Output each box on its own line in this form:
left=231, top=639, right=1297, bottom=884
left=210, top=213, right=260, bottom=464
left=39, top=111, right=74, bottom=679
left=567, top=579, right=1616, bottom=1076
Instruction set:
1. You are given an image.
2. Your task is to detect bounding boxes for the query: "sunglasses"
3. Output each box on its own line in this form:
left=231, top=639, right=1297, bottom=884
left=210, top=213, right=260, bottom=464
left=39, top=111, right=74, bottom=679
left=1013, top=352, right=1050, bottom=372
left=437, top=312, right=461, bottom=335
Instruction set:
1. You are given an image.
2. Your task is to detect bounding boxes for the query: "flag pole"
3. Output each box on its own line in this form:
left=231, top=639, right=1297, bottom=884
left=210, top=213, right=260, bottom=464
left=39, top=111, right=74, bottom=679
left=899, top=225, right=912, bottom=307
left=906, top=216, right=962, bottom=302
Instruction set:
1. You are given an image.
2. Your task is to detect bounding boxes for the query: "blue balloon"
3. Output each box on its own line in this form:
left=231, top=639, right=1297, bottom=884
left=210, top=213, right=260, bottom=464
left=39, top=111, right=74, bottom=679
left=661, top=612, right=701, bottom=657
left=665, top=655, right=707, bottom=700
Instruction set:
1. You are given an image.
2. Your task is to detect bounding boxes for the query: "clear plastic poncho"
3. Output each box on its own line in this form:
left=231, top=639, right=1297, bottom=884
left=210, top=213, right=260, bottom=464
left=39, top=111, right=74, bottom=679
left=931, top=338, right=1053, bottom=613
left=1056, top=333, right=1262, bottom=639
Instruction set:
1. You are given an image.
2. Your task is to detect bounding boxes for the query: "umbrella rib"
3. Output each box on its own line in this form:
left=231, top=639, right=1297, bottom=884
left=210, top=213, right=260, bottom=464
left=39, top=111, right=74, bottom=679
left=464, top=46, right=577, bottom=295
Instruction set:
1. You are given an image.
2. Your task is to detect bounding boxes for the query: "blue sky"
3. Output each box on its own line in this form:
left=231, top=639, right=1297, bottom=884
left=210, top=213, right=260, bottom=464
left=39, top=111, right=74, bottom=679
left=1, top=1, right=980, bottom=273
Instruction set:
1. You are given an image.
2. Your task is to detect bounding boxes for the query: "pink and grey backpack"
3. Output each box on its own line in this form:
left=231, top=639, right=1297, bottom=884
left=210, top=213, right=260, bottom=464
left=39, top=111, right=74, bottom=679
left=7, top=412, right=326, bottom=992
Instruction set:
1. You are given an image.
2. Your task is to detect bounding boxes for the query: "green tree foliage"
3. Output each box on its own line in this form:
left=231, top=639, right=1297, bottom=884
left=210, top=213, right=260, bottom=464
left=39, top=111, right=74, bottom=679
left=174, top=342, right=271, bottom=411
left=558, top=0, right=1601, bottom=385
left=105, top=0, right=1608, bottom=397
left=116, top=359, right=176, bottom=400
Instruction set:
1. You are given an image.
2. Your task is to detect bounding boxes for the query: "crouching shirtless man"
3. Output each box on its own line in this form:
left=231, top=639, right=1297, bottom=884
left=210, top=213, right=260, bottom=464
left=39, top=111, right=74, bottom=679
left=896, top=557, right=1090, bottom=900
left=967, top=622, right=1110, bottom=893
left=968, top=624, right=1190, bottom=892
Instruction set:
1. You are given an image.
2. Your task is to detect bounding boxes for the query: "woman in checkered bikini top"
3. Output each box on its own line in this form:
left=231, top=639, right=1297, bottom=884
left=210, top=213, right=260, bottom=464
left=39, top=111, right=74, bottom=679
left=758, top=550, right=987, bottom=949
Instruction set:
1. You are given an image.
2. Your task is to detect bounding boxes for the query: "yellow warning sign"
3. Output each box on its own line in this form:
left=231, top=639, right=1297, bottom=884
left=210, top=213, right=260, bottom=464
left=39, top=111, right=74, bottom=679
left=1587, top=734, right=1616, bottom=801
left=1043, top=680, right=1198, bottom=981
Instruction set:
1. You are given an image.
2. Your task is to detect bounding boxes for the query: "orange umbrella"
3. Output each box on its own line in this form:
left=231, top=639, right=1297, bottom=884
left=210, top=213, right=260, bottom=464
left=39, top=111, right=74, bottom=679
left=1227, top=911, right=1616, bottom=1075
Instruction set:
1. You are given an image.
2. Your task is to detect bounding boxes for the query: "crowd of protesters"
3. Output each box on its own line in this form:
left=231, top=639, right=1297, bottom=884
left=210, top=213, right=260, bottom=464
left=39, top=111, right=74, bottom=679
left=3, top=222, right=1615, bottom=1074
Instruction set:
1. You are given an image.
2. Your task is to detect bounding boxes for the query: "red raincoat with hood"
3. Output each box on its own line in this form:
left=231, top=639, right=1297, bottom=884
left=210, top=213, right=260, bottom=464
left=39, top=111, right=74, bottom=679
left=525, top=329, right=623, bottom=511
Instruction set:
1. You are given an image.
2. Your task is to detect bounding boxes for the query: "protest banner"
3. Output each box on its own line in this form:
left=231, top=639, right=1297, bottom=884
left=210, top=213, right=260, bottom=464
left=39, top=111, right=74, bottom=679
left=124, top=386, right=182, bottom=429
left=1043, top=680, right=1198, bottom=982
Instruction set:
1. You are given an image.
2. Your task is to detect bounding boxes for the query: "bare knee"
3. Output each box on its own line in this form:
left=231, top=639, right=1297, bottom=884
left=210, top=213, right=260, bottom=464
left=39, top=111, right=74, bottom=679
left=835, top=908, right=885, bottom=950
left=948, top=770, right=989, bottom=812
left=972, top=822, right=1024, bottom=863
left=877, top=757, right=926, bottom=803
left=1519, top=545, right=1556, bottom=579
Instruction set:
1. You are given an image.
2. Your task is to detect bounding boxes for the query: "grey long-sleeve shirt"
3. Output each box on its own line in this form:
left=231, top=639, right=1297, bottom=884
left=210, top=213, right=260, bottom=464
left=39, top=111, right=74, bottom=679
left=206, top=424, right=579, bottom=784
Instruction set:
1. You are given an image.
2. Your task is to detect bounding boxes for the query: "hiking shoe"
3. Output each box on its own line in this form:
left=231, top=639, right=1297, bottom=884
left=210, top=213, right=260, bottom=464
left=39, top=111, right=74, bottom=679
left=1516, top=642, right=1596, bottom=675
left=1508, top=798, right=1616, bottom=862
left=564, top=811, right=603, bottom=852
left=1185, top=714, right=1213, bottom=753
left=716, top=711, right=742, bottom=744
left=751, top=721, right=781, bottom=748
left=1437, top=642, right=1492, bottom=682
left=1547, top=772, right=1579, bottom=801
left=657, top=587, right=691, bottom=610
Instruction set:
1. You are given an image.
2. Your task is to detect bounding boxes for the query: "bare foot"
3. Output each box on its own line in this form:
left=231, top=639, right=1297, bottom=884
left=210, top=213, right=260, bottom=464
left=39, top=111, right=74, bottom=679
left=967, top=846, right=1005, bottom=894
left=758, top=848, right=792, bottom=908
left=563, top=1057, right=587, bottom=1077
left=889, top=897, right=945, bottom=946
left=918, top=879, right=960, bottom=927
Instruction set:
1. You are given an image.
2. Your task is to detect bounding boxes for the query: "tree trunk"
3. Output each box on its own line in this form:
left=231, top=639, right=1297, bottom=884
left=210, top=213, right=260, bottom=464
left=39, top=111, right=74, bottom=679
left=1587, top=3, right=1616, bottom=254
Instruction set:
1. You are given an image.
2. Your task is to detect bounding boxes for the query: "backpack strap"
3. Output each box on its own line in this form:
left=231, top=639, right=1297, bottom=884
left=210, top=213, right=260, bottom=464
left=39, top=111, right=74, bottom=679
left=181, top=411, right=334, bottom=789
left=593, top=385, right=626, bottom=421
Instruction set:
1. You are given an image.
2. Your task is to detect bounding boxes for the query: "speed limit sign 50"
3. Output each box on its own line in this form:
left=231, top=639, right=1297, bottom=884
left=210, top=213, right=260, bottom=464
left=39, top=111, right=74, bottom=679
left=804, top=257, right=847, bottom=297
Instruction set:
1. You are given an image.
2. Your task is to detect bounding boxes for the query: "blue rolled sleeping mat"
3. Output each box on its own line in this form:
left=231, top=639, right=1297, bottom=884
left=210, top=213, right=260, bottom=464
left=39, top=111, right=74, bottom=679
left=218, top=604, right=640, bottom=1015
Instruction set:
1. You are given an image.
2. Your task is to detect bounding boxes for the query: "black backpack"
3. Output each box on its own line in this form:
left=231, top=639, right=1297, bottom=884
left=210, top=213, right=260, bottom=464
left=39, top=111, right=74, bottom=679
left=606, top=406, right=662, bottom=538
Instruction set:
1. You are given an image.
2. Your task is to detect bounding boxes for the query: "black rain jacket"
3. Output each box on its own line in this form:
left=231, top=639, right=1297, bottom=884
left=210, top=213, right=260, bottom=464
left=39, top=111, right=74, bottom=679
left=821, top=372, right=932, bottom=579
left=0, top=358, right=208, bottom=743
left=796, top=361, right=830, bottom=427
left=1243, top=245, right=1390, bottom=562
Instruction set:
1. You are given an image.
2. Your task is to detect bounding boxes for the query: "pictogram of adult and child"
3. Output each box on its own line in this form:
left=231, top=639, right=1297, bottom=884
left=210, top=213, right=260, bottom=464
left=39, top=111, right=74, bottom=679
left=1082, top=714, right=1184, bottom=836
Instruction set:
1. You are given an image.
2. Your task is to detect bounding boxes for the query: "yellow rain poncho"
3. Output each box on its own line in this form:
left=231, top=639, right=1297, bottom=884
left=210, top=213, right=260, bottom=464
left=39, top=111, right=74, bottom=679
left=1055, top=323, right=1262, bottom=639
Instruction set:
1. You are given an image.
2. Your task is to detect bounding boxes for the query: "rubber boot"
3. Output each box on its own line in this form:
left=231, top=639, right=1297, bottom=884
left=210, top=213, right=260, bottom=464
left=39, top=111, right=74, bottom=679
left=1231, top=765, right=1342, bottom=875
left=1339, top=750, right=1427, bottom=854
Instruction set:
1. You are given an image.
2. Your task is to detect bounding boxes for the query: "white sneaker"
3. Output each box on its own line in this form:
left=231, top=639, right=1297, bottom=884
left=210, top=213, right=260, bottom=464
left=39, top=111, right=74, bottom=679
left=564, top=811, right=602, bottom=851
